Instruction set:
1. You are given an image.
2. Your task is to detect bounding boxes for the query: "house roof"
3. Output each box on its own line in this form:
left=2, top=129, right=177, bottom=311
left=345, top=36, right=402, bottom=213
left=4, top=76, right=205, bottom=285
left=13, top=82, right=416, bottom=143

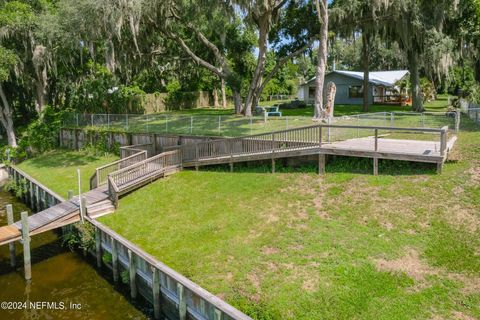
left=304, top=70, right=409, bottom=87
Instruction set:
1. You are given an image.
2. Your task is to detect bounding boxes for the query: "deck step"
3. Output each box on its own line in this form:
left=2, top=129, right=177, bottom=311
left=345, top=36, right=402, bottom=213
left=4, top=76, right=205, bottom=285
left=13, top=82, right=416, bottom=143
left=87, top=203, right=115, bottom=217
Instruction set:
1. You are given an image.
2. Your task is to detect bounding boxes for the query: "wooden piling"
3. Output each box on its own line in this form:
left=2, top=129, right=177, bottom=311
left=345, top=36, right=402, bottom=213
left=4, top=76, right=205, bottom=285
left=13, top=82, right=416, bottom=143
left=29, top=181, right=34, bottom=209
left=6, top=204, right=16, bottom=267
left=95, top=227, right=102, bottom=268
left=373, top=157, right=379, bottom=176
left=271, top=158, right=276, bottom=174
left=128, top=249, right=137, bottom=299
left=214, top=308, right=222, bottom=320
left=111, top=236, right=119, bottom=283
left=35, top=185, right=40, bottom=212
left=67, top=190, right=73, bottom=200
left=318, top=153, right=326, bottom=175
left=178, top=282, right=187, bottom=320
left=80, top=196, right=87, bottom=222
left=152, top=266, right=161, bottom=319
left=21, top=211, right=31, bottom=281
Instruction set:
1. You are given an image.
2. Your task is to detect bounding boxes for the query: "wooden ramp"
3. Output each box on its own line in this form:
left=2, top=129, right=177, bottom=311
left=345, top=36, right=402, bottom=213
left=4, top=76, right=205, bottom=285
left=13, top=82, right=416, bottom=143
left=0, top=185, right=112, bottom=246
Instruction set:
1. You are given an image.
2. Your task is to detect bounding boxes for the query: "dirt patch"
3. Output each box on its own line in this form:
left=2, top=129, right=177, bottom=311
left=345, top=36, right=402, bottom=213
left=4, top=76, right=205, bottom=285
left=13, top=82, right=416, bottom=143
left=445, top=204, right=479, bottom=233
left=374, top=249, right=438, bottom=281
left=468, top=166, right=480, bottom=185
left=302, top=277, right=319, bottom=293
left=451, top=311, right=476, bottom=320
left=262, top=246, right=280, bottom=255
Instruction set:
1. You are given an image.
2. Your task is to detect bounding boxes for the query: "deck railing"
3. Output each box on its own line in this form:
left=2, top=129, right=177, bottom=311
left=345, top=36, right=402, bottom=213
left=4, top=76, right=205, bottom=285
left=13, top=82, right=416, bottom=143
left=108, top=150, right=182, bottom=206
left=89, top=151, right=148, bottom=189
left=120, top=143, right=154, bottom=159
left=166, top=123, right=450, bottom=165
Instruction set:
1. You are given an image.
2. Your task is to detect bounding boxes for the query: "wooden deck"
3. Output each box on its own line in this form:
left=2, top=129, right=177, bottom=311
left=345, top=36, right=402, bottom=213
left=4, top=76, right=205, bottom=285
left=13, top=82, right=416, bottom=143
left=0, top=184, right=112, bottom=246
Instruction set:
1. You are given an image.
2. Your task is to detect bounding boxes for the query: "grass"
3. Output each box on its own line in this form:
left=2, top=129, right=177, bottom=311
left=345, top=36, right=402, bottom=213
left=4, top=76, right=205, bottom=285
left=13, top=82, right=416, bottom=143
left=16, top=150, right=117, bottom=196
left=67, top=96, right=453, bottom=138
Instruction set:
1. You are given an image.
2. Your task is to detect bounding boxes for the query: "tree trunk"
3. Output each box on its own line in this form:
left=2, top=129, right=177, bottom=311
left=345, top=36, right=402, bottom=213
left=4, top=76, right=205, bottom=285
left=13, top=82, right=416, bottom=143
left=105, top=37, right=116, bottom=73
left=0, top=84, right=17, bottom=147
left=244, top=16, right=270, bottom=117
left=233, top=89, right=243, bottom=115
left=213, top=84, right=219, bottom=108
left=408, top=51, right=424, bottom=112
left=362, top=32, right=370, bottom=112
left=221, top=78, right=227, bottom=108
left=314, top=0, right=329, bottom=119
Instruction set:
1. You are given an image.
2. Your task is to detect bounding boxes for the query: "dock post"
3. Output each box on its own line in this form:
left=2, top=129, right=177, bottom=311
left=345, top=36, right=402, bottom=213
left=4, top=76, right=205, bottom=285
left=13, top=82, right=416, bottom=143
left=21, top=211, right=31, bottom=281
left=80, top=196, right=87, bottom=222
left=318, top=153, right=326, bottom=175
left=151, top=266, right=161, bottom=319
left=214, top=309, right=222, bottom=320
left=229, top=162, right=233, bottom=172
left=95, top=227, right=102, bottom=268
left=35, top=185, right=40, bottom=212
left=29, top=181, right=34, bottom=209
left=177, top=283, right=187, bottom=320
left=437, top=162, right=443, bottom=174
left=128, top=249, right=137, bottom=299
left=111, top=236, right=118, bottom=283
left=6, top=204, right=16, bottom=267
left=455, top=110, right=461, bottom=133
left=373, top=157, right=379, bottom=176
left=67, top=190, right=73, bottom=200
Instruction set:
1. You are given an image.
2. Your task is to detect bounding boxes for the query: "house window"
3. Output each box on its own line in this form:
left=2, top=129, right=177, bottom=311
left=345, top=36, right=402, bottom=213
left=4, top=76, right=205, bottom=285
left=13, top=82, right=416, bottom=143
left=349, top=85, right=363, bottom=98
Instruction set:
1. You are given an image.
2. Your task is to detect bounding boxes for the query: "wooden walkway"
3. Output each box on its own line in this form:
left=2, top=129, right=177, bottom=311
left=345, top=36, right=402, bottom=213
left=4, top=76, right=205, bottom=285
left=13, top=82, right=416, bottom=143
left=0, top=123, right=457, bottom=247
left=0, top=185, right=111, bottom=246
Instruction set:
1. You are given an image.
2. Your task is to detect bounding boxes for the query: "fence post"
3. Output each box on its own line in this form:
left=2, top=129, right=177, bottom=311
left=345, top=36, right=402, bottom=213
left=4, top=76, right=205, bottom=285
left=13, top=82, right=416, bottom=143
left=286, top=116, right=289, bottom=130
left=271, top=133, right=276, bottom=174
left=165, top=115, right=168, bottom=133
left=374, top=129, right=378, bottom=151
left=190, top=116, right=193, bottom=134
left=218, top=116, right=221, bottom=134
left=126, top=114, right=129, bottom=131
left=91, top=114, right=94, bottom=127
left=390, top=112, right=394, bottom=128
left=327, top=118, right=331, bottom=143
left=76, top=114, right=79, bottom=127
left=6, top=204, right=16, bottom=267
left=21, top=211, right=31, bottom=281
left=250, top=117, right=253, bottom=135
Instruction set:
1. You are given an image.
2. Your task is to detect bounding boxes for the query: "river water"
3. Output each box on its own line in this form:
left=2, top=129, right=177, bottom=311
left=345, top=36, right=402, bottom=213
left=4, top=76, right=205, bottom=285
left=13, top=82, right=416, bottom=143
left=0, top=190, right=151, bottom=319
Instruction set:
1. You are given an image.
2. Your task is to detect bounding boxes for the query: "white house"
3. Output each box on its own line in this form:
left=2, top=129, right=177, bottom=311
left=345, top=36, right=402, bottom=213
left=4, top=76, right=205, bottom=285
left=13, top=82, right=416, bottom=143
left=297, top=70, right=410, bottom=105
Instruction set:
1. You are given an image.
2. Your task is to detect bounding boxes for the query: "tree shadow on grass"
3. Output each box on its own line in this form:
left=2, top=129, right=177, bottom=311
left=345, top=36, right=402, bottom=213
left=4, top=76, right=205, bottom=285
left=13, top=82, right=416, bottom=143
left=22, top=149, right=105, bottom=169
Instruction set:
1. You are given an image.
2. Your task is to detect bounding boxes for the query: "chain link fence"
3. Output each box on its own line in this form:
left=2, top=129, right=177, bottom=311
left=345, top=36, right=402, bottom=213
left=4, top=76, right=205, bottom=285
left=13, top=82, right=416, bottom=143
left=63, top=111, right=459, bottom=138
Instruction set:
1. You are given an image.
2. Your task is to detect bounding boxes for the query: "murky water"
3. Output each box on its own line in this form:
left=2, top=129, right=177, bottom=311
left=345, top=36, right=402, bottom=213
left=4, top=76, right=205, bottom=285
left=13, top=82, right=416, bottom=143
left=0, top=190, right=150, bottom=319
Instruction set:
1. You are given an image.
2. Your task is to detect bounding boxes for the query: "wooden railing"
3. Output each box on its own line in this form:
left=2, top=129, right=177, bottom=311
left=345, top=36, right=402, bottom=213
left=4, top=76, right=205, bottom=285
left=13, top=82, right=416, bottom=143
left=166, top=124, right=450, bottom=165
left=108, top=150, right=182, bottom=206
left=89, top=151, right=148, bottom=189
left=120, top=143, right=154, bottom=159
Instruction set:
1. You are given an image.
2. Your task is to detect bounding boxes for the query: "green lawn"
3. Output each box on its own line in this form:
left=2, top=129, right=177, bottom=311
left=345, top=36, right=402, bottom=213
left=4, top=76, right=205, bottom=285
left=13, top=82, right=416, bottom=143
left=16, top=150, right=117, bottom=197
left=67, top=96, right=453, bottom=138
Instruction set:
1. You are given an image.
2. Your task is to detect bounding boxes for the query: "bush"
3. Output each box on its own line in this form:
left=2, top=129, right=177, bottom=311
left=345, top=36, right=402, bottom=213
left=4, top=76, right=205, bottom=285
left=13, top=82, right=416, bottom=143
left=18, top=106, right=68, bottom=157
left=469, top=84, right=480, bottom=104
